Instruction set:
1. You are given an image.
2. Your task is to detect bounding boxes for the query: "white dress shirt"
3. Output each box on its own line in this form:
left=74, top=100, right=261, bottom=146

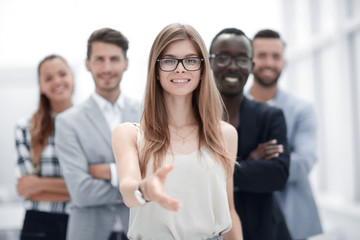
left=92, top=92, right=124, bottom=187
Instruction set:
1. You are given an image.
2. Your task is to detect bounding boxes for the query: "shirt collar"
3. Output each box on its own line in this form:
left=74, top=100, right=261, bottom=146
left=91, top=92, right=124, bottom=112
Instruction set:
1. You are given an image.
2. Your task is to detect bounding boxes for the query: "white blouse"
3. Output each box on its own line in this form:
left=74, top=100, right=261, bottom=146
left=128, top=126, right=232, bottom=239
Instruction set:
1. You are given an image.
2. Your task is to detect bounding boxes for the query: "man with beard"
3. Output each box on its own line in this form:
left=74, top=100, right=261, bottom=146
left=209, top=28, right=291, bottom=240
left=247, top=29, right=323, bottom=240
left=55, top=28, right=141, bottom=240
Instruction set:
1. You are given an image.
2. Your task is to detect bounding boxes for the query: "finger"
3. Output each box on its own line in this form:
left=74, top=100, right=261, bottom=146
left=261, top=141, right=279, bottom=148
left=278, top=144, right=284, bottom=153
left=264, top=145, right=283, bottom=153
left=265, top=153, right=280, bottom=160
left=265, top=139, right=277, bottom=144
left=156, top=164, right=174, bottom=181
left=158, top=195, right=182, bottom=211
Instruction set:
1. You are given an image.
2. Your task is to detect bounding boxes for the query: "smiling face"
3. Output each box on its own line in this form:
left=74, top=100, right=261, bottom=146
left=158, top=39, right=202, bottom=98
left=252, top=38, right=285, bottom=87
left=39, top=57, right=74, bottom=105
left=210, top=33, right=253, bottom=98
left=86, top=41, right=128, bottom=97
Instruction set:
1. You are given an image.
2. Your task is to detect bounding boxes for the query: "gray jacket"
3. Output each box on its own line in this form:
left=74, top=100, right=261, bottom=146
left=272, top=89, right=323, bottom=239
left=55, top=95, right=141, bottom=240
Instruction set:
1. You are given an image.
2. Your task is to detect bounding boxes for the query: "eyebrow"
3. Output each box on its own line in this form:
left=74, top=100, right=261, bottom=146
left=162, top=53, right=198, bottom=58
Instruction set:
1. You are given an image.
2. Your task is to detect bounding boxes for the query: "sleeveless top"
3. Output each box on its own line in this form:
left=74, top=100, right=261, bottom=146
left=127, top=124, right=232, bottom=240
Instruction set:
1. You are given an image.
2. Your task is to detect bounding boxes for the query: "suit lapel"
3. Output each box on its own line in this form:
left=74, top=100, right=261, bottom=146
left=121, top=96, right=140, bottom=123
left=83, top=96, right=112, bottom=149
left=238, top=98, right=257, bottom=159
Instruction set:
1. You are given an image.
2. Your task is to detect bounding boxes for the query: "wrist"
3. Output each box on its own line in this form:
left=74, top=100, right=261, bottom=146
left=139, top=181, right=150, bottom=202
left=135, top=181, right=150, bottom=205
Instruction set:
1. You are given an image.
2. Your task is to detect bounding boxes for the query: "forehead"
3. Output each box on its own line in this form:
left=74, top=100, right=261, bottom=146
left=40, top=58, right=68, bottom=74
left=253, top=38, right=284, bottom=53
left=91, top=41, right=124, bottom=57
left=162, top=39, right=198, bottom=57
left=212, top=34, right=252, bottom=56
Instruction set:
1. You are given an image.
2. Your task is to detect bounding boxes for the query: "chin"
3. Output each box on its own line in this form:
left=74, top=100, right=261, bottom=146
left=221, top=91, right=241, bottom=98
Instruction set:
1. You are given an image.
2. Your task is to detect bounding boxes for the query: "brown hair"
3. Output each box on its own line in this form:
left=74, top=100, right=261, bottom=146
left=30, top=54, right=70, bottom=173
left=253, top=29, right=286, bottom=47
left=87, top=28, right=129, bottom=59
left=140, top=23, right=233, bottom=178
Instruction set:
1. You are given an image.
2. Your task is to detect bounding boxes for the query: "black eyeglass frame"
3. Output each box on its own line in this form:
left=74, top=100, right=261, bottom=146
left=157, top=57, right=204, bottom=72
left=209, top=54, right=253, bottom=68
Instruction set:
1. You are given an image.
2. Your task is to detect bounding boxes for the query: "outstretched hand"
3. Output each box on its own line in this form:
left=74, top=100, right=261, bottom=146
left=141, top=164, right=182, bottom=211
left=247, top=139, right=284, bottom=160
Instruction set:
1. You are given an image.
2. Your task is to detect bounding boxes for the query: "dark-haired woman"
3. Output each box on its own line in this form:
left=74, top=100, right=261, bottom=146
left=15, top=54, right=73, bottom=240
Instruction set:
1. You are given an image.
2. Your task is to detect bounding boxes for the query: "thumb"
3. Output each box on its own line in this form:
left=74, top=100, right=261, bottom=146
left=156, top=164, right=174, bottom=181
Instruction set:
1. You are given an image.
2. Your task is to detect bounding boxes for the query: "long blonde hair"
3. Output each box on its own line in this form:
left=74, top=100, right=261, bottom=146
left=30, top=55, right=70, bottom=173
left=140, top=23, right=232, bottom=178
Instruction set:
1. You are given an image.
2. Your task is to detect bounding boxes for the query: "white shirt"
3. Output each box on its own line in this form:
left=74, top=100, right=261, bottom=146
left=92, top=92, right=124, bottom=131
left=129, top=125, right=232, bottom=239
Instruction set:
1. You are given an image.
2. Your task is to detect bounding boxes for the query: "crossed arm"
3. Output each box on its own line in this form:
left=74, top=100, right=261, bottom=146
left=16, top=175, right=70, bottom=202
left=234, top=108, right=290, bottom=193
left=16, top=168, right=111, bottom=202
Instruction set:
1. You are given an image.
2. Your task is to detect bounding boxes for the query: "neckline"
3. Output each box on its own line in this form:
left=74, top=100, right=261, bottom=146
left=168, top=146, right=208, bottom=156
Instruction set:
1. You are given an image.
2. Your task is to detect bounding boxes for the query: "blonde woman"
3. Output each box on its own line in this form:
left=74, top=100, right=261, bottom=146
left=112, top=24, right=242, bottom=239
left=15, top=55, right=73, bottom=240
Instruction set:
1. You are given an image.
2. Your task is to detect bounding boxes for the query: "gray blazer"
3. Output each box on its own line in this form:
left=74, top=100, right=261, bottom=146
left=55, top=95, right=141, bottom=240
left=272, top=89, right=323, bottom=239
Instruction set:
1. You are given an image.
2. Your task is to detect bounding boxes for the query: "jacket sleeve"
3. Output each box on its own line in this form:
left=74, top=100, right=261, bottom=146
left=234, top=108, right=290, bottom=193
left=55, top=114, right=122, bottom=208
left=288, top=103, right=317, bottom=182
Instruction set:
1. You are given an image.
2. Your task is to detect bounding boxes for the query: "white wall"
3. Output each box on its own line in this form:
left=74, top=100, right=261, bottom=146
left=281, top=0, right=360, bottom=239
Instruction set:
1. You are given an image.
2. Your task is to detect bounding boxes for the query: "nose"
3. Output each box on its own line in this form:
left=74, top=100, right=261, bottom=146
left=227, top=57, right=239, bottom=71
left=175, top=60, right=186, bottom=73
left=262, top=56, right=276, bottom=67
left=54, top=75, right=63, bottom=84
left=102, top=59, right=112, bottom=72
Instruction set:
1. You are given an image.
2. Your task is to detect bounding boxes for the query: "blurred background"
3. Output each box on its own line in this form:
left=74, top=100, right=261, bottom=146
left=1, top=0, right=359, bottom=239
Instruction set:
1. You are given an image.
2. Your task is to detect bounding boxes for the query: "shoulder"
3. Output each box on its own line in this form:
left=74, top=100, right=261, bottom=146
left=220, top=120, right=238, bottom=142
left=113, top=122, right=138, bottom=138
left=15, top=115, right=32, bottom=129
left=56, top=98, right=90, bottom=121
left=244, top=97, right=284, bottom=117
left=112, top=122, right=139, bottom=150
left=277, top=89, right=313, bottom=110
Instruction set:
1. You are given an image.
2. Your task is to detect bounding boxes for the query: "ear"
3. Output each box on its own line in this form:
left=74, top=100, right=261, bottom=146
left=39, top=82, right=45, bottom=94
left=250, top=60, right=255, bottom=74
left=85, top=58, right=91, bottom=71
left=282, top=59, right=286, bottom=69
left=124, top=58, right=129, bottom=71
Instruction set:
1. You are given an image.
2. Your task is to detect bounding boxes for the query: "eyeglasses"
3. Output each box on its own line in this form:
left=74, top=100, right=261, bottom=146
left=209, top=54, right=252, bottom=68
left=157, top=57, right=203, bottom=72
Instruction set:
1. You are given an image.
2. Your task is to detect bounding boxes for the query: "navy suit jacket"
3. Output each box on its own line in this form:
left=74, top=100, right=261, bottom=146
left=234, top=97, right=291, bottom=240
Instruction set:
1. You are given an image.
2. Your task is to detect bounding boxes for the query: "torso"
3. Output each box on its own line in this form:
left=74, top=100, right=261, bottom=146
left=127, top=126, right=232, bottom=239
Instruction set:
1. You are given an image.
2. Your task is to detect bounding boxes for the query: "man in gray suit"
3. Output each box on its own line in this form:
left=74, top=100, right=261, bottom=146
left=55, top=28, right=141, bottom=240
left=247, top=29, right=323, bottom=240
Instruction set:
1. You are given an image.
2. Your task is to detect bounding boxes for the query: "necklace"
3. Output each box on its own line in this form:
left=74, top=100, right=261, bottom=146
left=169, top=125, right=197, bottom=144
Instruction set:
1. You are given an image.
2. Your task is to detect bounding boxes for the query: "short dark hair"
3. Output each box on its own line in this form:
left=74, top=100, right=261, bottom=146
left=209, top=28, right=252, bottom=54
left=253, top=29, right=286, bottom=47
left=87, top=28, right=129, bottom=59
